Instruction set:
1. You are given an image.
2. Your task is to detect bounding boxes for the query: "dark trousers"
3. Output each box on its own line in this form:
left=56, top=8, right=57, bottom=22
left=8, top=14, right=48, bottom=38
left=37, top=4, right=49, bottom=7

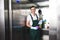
left=30, top=29, right=40, bottom=40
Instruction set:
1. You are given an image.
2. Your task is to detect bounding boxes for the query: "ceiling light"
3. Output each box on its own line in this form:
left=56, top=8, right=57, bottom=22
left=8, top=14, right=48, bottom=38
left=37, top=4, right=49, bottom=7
left=37, top=1, right=49, bottom=6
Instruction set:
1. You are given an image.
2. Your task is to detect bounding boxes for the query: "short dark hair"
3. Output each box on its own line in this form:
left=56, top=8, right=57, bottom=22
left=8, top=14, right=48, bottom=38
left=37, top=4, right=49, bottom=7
left=38, top=9, right=42, bottom=14
left=30, top=6, right=36, bottom=9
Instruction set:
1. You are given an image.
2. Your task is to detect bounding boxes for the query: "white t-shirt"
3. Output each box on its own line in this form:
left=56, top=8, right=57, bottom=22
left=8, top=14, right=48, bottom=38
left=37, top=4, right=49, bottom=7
left=27, top=13, right=39, bottom=26
left=38, top=14, right=43, bottom=24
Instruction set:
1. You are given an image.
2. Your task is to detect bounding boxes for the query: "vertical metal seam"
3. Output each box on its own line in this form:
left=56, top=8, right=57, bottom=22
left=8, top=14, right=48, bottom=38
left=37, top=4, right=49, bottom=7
left=9, top=0, right=12, bottom=40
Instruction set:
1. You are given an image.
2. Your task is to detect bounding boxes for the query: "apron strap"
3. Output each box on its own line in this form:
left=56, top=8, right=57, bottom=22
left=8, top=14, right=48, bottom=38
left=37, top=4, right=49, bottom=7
left=35, top=14, right=38, bottom=20
left=30, top=14, right=33, bottom=21
left=30, top=14, right=38, bottom=21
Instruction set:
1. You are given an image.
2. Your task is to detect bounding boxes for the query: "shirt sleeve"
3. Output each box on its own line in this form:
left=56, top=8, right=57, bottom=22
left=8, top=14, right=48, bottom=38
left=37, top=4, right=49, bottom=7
left=27, top=15, right=31, bottom=22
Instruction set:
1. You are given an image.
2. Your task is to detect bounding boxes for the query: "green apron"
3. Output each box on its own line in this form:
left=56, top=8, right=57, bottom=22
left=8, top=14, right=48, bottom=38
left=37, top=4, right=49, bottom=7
left=29, top=14, right=40, bottom=40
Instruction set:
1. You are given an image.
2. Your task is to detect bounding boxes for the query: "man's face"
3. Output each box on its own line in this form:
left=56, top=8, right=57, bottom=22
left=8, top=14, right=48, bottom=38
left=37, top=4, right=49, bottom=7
left=30, top=7, right=36, bottom=13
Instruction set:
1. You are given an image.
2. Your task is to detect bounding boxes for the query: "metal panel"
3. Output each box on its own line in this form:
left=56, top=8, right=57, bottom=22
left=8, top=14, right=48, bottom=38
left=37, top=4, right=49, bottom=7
left=56, top=0, right=60, bottom=40
left=0, top=0, right=5, bottom=40
left=49, top=0, right=58, bottom=40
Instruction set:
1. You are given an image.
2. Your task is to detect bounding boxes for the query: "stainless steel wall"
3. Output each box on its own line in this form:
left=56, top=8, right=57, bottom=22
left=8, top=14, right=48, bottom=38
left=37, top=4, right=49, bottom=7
left=49, top=0, right=60, bottom=40
left=12, top=10, right=29, bottom=28
left=56, top=0, right=60, bottom=40
left=0, top=0, right=5, bottom=40
left=49, top=0, right=57, bottom=40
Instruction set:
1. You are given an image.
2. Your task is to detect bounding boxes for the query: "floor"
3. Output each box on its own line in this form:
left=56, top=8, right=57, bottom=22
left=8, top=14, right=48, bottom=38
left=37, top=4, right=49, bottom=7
left=43, top=35, right=49, bottom=40
left=12, top=27, right=49, bottom=40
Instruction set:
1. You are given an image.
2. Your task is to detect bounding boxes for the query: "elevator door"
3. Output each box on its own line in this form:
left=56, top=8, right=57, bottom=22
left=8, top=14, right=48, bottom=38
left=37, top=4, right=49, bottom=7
left=0, top=0, right=5, bottom=40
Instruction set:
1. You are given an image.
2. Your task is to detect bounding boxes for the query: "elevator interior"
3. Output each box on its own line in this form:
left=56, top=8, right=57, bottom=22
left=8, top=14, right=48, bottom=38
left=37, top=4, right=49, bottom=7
left=4, top=0, right=50, bottom=40
left=1, top=0, right=60, bottom=40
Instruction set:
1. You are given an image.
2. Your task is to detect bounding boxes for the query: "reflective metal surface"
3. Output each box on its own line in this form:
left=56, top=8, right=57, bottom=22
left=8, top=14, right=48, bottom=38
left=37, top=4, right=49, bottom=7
left=9, top=0, right=12, bottom=40
left=56, top=0, right=60, bottom=40
left=0, top=0, right=5, bottom=40
left=49, top=0, right=59, bottom=40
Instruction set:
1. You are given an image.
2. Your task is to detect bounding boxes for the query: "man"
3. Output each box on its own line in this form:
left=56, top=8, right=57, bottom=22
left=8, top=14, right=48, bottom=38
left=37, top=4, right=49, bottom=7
left=38, top=9, right=43, bottom=38
left=38, top=9, right=43, bottom=28
left=26, top=6, right=41, bottom=40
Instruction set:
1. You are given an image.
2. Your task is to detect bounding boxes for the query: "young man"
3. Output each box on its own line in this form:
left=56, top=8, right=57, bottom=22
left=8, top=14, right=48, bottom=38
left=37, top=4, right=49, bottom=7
left=26, top=6, right=40, bottom=40
left=38, top=9, right=43, bottom=28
